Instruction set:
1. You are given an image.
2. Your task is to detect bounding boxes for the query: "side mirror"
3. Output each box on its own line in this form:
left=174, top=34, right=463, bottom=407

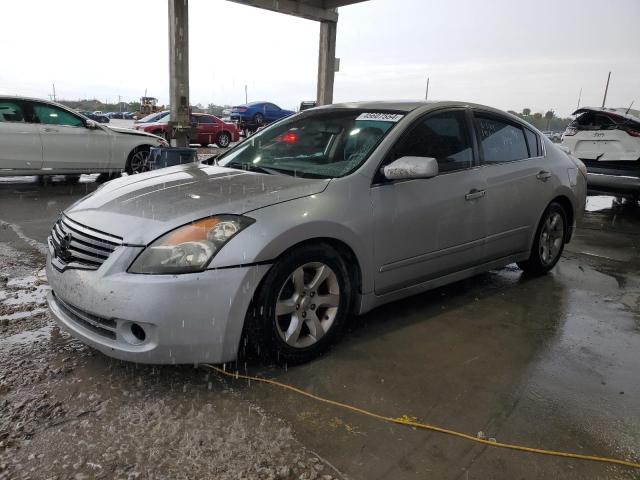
left=383, top=156, right=438, bottom=181
left=85, top=119, right=99, bottom=129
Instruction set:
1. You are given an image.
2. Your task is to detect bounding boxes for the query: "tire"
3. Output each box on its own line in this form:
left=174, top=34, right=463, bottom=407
left=254, top=112, right=264, bottom=125
left=65, top=175, right=81, bottom=184
left=126, top=146, right=151, bottom=174
left=517, top=202, right=567, bottom=275
left=216, top=132, right=231, bottom=148
left=246, top=243, right=352, bottom=364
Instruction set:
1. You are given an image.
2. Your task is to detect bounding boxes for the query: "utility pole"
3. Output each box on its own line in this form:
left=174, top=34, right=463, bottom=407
left=425, top=77, right=430, bottom=100
left=245, top=84, right=248, bottom=104
left=169, top=0, right=191, bottom=147
left=118, top=95, right=122, bottom=112
left=601, top=71, right=611, bottom=108
left=52, top=83, right=56, bottom=102
left=576, top=87, right=582, bottom=110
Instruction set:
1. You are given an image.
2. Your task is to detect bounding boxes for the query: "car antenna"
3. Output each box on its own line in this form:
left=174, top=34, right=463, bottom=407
left=625, top=100, right=634, bottom=115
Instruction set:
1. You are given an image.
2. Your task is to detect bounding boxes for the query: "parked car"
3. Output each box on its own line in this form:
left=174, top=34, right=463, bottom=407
left=230, top=101, right=294, bottom=128
left=299, top=101, right=317, bottom=111
left=133, top=113, right=240, bottom=147
left=123, top=112, right=136, bottom=120
left=79, top=111, right=110, bottom=123
left=561, top=106, right=640, bottom=197
left=45, top=100, right=586, bottom=365
left=0, top=96, right=168, bottom=176
left=134, top=110, right=170, bottom=125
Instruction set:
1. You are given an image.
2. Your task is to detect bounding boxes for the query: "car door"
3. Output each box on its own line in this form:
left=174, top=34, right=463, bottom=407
left=265, top=103, right=280, bottom=122
left=0, top=99, right=43, bottom=170
left=473, top=112, right=552, bottom=261
left=371, top=109, right=488, bottom=295
left=31, top=101, right=112, bottom=171
left=193, top=115, right=220, bottom=145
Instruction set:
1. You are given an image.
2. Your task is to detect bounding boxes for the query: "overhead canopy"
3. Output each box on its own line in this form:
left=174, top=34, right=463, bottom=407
left=227, top=0, right=367, bottom=22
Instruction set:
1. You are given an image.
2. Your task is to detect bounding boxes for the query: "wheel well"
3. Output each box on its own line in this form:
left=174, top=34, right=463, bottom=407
left=551, top=195, right=574, bottom=242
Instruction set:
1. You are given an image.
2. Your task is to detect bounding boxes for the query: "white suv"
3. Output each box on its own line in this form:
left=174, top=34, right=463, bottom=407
left=561, top=106, right=640, bottom=197
left=0, top=96, right=168, bottom=177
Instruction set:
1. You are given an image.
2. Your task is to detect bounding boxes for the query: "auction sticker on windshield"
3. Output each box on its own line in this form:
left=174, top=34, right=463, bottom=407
left=356, top=113, right=404, bottom=122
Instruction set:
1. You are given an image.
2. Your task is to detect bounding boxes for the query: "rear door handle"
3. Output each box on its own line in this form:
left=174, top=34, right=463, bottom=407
left=536, top=170, right=552, bottom=181
left=465, top=189, right=486, bottom=201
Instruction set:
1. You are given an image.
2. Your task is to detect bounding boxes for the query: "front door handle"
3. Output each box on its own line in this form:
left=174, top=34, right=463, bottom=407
left=465, top=189, right=486, bottom=201
left=536, top=170, right=552, bottom=181
left=43, top=127, right=59, bottom=133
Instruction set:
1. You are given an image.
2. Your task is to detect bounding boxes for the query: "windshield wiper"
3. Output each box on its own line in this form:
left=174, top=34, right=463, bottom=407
left=224, top=162, right=285, bottom=176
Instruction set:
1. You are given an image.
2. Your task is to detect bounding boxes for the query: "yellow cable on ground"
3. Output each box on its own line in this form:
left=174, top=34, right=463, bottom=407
left=204, top=364, right=640, bottom=471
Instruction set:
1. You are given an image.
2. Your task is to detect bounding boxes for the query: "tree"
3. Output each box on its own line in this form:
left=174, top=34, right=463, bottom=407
left=533, top=112, right=543, bottom=121
left=522, top=108, right=531, bottom=116
left=544, top=110, right=555, bottom=130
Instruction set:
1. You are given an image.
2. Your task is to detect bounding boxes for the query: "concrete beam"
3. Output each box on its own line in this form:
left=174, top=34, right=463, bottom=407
left=316, top=20, right=337, bottom=105
left=227, top=0, right=338, bottom=22
left=169, top=0, right=191, bottom=148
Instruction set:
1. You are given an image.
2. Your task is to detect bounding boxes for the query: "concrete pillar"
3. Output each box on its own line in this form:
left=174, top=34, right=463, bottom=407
left=317, top=20, right=337, bottom=106
left=169, top=0, right=190, bottom=147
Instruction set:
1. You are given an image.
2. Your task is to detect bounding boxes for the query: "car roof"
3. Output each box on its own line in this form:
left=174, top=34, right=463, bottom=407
left=312, top=100, right=513, bottom=116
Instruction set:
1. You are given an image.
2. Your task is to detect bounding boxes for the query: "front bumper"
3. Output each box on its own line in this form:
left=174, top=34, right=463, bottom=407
left=46, top=245, right=270, bottom=364
left=587, top=172, right=640, bottom=194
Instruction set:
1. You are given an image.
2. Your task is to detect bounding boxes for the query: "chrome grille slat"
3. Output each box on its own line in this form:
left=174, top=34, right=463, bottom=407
left=62, top=216, right=122, bottom=245
left=49, top=216, right=122, bottom=272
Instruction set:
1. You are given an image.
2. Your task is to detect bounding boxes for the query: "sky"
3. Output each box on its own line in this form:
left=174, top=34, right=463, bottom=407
left=1, top=0, right=638, bottom=117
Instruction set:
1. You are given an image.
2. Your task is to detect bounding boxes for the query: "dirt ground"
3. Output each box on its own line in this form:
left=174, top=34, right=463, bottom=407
left=1, top=175, right=639, bottom=479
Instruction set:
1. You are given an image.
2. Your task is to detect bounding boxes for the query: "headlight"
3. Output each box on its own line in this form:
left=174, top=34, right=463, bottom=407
left=128, top=215, right=254, bottom=274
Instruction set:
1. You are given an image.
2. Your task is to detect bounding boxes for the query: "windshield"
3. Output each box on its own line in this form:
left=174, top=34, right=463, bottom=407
left=218, top=110, right=402, bottom=178
left=137, top=111, right=167, bottom=123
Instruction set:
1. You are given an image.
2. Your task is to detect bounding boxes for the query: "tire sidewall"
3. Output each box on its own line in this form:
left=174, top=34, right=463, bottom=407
left=217, top=132, right=230, bottom=148
left=532, top=202, right=567, bottom=271
left=250, top=244, right=352, bottom=363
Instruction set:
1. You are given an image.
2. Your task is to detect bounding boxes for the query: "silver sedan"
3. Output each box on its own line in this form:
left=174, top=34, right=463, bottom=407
left=46, top=101, right=587, bottom=364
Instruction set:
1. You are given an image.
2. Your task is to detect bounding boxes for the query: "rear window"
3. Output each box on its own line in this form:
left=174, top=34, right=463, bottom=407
left=524, top=129, right=541, bottom=157
left=572, top=112, right=621, bottom=130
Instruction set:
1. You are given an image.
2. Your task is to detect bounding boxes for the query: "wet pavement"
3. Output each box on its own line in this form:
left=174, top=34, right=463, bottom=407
left=1, top=176, right=639, bottom=479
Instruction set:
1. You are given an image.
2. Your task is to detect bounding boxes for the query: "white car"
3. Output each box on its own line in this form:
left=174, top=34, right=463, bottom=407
left=0, top=96, right=168, bottom=177
left=561, top=107, right=640, bottom=196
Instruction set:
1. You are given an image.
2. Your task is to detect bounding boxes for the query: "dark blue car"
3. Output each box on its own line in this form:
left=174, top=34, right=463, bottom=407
left=230, top=101, right=295, bottom=127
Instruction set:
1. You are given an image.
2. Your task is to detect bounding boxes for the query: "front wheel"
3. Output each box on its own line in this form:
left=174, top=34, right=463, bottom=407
left=254, top=113, right=264, bottom=125
left=246, top=244, right=352, bottom=364
left=517, top=202, right=567, bottom=275
left=126, top=147, right=151, bottom=174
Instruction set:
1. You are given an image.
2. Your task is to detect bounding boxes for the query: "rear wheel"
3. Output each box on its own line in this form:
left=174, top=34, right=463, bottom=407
left=126, top=146, right=151, bottom=174
left=216, top=132, right=231, bottom=148
left=517, top=202, right=567, bottom=275
left=246, top=243, right=352, bottom=364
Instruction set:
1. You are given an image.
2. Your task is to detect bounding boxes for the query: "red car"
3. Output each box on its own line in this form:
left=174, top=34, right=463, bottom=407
left=134, top=113, right=240, bottom=148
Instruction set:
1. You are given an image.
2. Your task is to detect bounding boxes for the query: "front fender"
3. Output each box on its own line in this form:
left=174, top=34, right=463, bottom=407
left=208, top=181, right=375, bottom=295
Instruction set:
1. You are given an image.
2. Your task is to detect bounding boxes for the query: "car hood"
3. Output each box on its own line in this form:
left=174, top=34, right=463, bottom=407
left=106, top=125, right=161, bottom=138
left=65, top=163, right=330, bottom=245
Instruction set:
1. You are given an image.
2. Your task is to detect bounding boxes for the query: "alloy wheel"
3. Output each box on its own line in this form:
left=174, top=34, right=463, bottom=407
left=539, top=211, right=564, bottom=266
left=275, top=262, right=340, bottom=349
left=129, top=150, right=150, bottom=174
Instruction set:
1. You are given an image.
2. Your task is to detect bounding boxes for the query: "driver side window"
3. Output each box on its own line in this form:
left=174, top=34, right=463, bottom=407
left=391, top=110, right=473, bottom=174
left=33, top=103, right=84, bottom=127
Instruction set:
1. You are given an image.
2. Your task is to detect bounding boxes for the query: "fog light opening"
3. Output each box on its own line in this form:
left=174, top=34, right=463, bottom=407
left=130, top=323, right=146, bottom=342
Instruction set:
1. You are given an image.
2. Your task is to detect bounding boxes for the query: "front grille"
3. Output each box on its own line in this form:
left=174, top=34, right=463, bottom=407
left=49, top=215, right=123, bottom=272
left=54, top=293, right=117, bottom=340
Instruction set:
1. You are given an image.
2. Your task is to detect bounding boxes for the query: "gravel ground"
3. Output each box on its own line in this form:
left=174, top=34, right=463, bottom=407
left=0, top=225, right=343, bottom=480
